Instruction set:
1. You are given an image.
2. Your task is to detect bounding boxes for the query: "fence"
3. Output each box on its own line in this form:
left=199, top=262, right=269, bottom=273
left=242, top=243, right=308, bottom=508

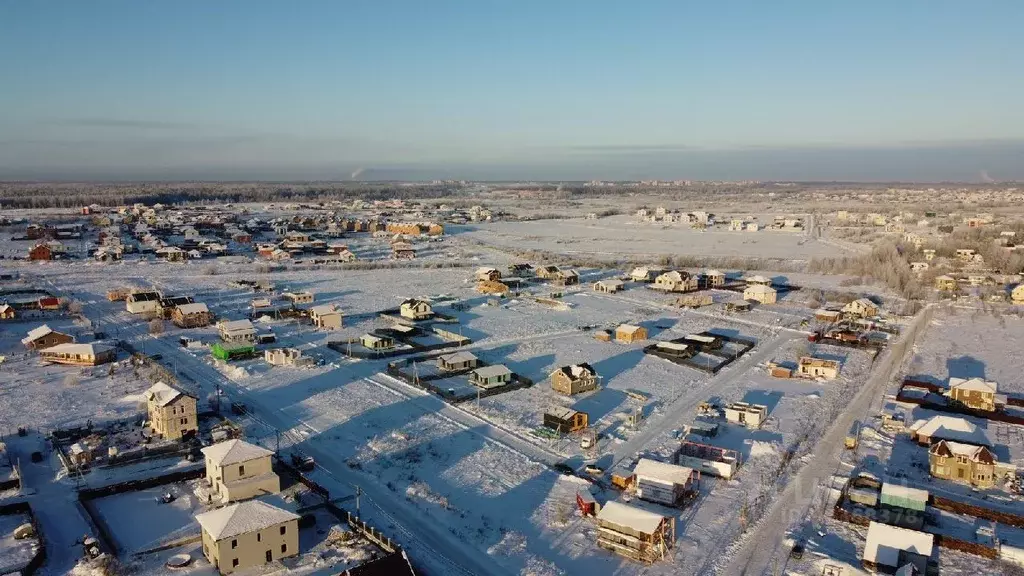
left=385, top=362, right=534, bottom=403
left=0, top=501, right=46, bottom=575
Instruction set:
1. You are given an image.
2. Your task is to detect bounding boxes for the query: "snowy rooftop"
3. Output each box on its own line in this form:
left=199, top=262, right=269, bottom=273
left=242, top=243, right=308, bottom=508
left=880, top=483, right=929, bottom=502
left=596, top=501, right=665, bottom=534
left=948, top=377, right=997, bottom=393
left=40, top=342, right=110, bottom=356
left=174, top=302, right=208, bottom=315
left=309, top=304, right=340, bottom=315
left=219, top=319, right=256, bottom=332
left=146, top=381, right=190, bottom=407
left=863, top=521, right=933, bottom=566
left=473, top=365, right=512, bottom=379
left=616, top=324, right=642, bottom=333
left=909, top=415, right=991, bottom=446
left=201, top=439, right=274, bottom=467
left=20, top=324, right=56, bottom=344
left=633, top=458, right=694, bottom=486
left=438, top=351, right=478, bottom=364
left=194, top=500, right=299, bottom=541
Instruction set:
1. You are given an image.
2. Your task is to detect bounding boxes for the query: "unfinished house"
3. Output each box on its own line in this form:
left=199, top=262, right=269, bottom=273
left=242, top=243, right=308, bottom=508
left=744, top=275, right=772, bottom=286
left=172, top=302, right=212, bottom=328
left=594, top=279, right=625, bottom=293
left=724, top=402, right=767, bottom=428
left=196, top=500, right=299, bottom=574
left=797, top=356, right=840, bottom=380
left=553, top=269, right=579, bottom=286
left=550, top=363, right=599, bottom=396
left=282, top=291, right=314, bottom=306
left=674, top=440, right=739, bottom=479
left=436, top=351, right=479, bottom=372
left=862, top=522, right=933, bottom=575
left=475, top=267, right=502, bottom=282
left=158, top=296, right=195, bottom=319
left=843, top=298, right=879, bottom=318
left=909, top=415, right=991, bottom=447
left=264, top=348, right=314, bottom=367
left=743, top=284, right=777, bottom=304
left=39, top=343, right=115, bottom=366
left=201, top=439, right=280, bottom=504
left=652, top=270, right=698, bottom=293
left=928, top=440, right=1015, bottom=489
left=21, top=324, right=74, bottom=350
left=934, top=275, right=957, bottom=291
left=469, top=365, right=512, bottom=389
left=219, top=319, right=257, bottom=343
left=1012, top=284, right=1024, bottom=304
left=477, top=280, right=510, bottom=295
left=703, top=270, right=726, bottom=287
left=947, top=377, right=1003, bottom=412
left=399, top=298, right=433, bottom=320
left=309, top=304, right=342, bottom=330
left=360, top=334, right=395, bottom=351
left=633, top=458, right=697, bottom=507
left=615, top=324, right=647, bottom=343
left=595, top=501, right=674, bottom=564
left=543, top=407, right=588, bottom=433
left=146, top=381, right=198, bottom=440
left=629, top=267, right=658, bottom=282
left=0, top=304, right=14, bottom=320
left=536, top=265, right=561, bottom=280
left=125, top=290, right=162, bottom=315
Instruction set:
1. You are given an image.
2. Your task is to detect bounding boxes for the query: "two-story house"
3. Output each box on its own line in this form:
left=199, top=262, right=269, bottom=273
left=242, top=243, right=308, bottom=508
left=201, top=439, right=280, bottom=504
left=146, top=382, right=198, bottom=440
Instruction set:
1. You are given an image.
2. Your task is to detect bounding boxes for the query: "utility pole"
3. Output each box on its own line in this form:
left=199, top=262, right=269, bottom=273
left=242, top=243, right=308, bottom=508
left=355, top=485, right=362, bottom=516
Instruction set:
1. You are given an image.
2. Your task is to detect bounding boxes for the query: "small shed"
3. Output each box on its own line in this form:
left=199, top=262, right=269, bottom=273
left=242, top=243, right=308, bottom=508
left=594, top=329, right=613, bottom=342
left=470, top=365, right=512, bottom=389
left=880, top=483, right=928, bottom=512
left=576, top=489, right=599, bottom=517
left=436, top=351, right=479, bottom=371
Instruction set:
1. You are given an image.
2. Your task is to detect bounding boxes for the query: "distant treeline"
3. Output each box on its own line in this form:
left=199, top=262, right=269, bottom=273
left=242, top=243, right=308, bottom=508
left=0, top=182, right=455, bottom=209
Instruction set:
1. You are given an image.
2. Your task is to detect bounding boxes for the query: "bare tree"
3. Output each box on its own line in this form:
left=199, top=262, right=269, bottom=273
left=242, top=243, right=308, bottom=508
left=148, top=319, right=164, bottom=335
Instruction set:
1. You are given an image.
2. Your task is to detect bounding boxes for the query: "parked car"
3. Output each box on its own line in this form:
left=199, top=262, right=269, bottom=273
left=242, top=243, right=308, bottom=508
left=551, top=463, right=575, bottom=476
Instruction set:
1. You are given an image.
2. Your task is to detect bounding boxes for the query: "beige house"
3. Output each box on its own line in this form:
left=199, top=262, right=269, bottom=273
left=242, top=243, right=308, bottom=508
left=1012, top=284, right=1024, bottom=304
left=594, top=279, right=625, bottom=293
left=652, top=271, right=698, bottom=292
left=172, top=302, right=212, bottom=328
left=282, top=291, right=314, bottom=305
left=947, top=377, right=1002, bottom=412
left=928, top=440, right=1015, bottom=489
left=797, top=356, right=840, bottom=380
left=842, top=298, right=879, bottom=318
left=703, top=270, right=726, bottom=287
left=551, top=363, right=599, bottom=396
left=934, top=275, right=958, bottom=291
left=39, top=343, right=116, bottom=366
left=615, top=324, right=647, bottom=343
left=309, top=304, right=342, bottom=330
left=399, top=298, right=432, bottom=320
left=743, top=284, right=777, bottom=304
left=146, top=382, right=198, bottom=440
left=201, top=439, right=280, bottom=504
left=196, top=500, right=299, bottom=574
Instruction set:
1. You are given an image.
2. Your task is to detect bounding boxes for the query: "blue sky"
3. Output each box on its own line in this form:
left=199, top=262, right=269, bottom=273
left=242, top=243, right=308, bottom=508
left=1, top=1, right=1022, bottom=181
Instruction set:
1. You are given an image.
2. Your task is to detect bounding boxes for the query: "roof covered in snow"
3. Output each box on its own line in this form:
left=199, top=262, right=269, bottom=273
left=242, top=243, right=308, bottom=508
left=195, top=500, right=299, bottom=541
left=863, top=521, right=933, bottom=567
left=438, top=351, right=478, bottom=364
left=909, top=415, right=991, bottom=446
left=219, top=319, right=256, bottom=333
left=175, top=302, right=209, bottom=315
left=146, top=381, right=191, bottom=407
left=633, top=458, right=694, bottom=486
left=310, top=304, right=340, bottom=316
left=472, top=365, right=512, bottom=379
left=948, top=377, right=997, bottom=394
left=201, top=439, right=274, bottom=467
left=596, top=501, right=665, bottom=534
left=40, top=342, right=110, bottom=356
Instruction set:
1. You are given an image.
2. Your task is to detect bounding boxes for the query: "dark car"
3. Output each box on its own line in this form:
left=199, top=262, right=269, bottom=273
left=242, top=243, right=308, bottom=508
left=551, top=463, right=575, bottom=476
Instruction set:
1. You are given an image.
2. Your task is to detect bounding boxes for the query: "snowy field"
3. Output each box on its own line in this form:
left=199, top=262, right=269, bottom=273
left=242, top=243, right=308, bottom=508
left=0, top=511, right=37, bottom=574
left=93, top=481, right=205, bottom=553
left=455, top=215, right=845, bottom=260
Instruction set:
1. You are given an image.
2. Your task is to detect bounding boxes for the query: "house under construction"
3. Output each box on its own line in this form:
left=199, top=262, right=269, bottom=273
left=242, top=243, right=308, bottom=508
left=596, top=501, right=674, bottom=564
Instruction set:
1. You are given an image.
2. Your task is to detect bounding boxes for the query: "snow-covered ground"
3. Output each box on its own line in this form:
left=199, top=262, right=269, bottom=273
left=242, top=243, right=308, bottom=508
left=0, top=511, right=38, bottom=575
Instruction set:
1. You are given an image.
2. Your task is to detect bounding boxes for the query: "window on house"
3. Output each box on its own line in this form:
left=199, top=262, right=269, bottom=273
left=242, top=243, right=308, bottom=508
left=239, top=465, right=245, bottom=475
left=231, top=539, right=237, bottom=549
left=280, top=526, right=286, bottom=535
left=232, top=559, right=239, bottom=567
left=257, top=533, right=261, bottom=542
left=281, top=543, right=287, bottom=554
left=957, top=468, right=965, bottom=479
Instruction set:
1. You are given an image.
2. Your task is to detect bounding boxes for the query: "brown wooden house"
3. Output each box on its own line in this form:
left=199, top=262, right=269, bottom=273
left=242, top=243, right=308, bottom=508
left=550, top=363, right=599, bottom=396
left=21, top=325, right=74, bottom=350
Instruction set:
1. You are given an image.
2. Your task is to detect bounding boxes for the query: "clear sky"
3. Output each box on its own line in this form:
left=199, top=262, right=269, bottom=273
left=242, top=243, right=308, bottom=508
left=1, top=1, right=1022, bottom=181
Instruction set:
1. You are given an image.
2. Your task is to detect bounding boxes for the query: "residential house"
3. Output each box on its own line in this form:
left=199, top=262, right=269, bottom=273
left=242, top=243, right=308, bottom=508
left=947, top=377, right=1003, bottom=412
left=309, top=304, right=342, bottom=330
left=201, top=439, right=280, bottom=503
left=0, top=304, right=14, bottom=320
left=862, top=522, right=933, bottom=575
left=550, top=363, right=599, bottom=396
left=934, top=275, right=958, bottom=291
left=797, top=356, right=840, bottom=380
left=474, top=267, right=502, bottom=282
left=652, top=271, right=697, bottom=293
left=542, top=408, right=588, bottom=433
left=436, top=351, right=479, bottom=372
left=28, top=243, right=53, bottom=261
left=126, top=290, right=162, bottom=315
left=37, top=296, right=61, bottom=311
left=909, top=415, right=991, bottom=447
left=724, top=402, right=767, bottom=428
left=282, top=291, right=314, bottom=306
left=195, top=500, right=299, bottom=574
left=219, top=319, right=257, bottom=343
left=922, top=249, right=936, bottom=261
left=158, top=296, right=195, bottom=319
left=399, top=299, right=432, bottom=320
left=633, top=458, right=697, bottom=507
left=21, top=324, right=74, bottom=350
left=1012, top=284, right=1024, bottom=304
left=955, top=248, right=976, bottom=262
left=553, top=269, right=579, bottom=286
left=392, top=243, right=415, bottom=259
left=629, top=267, right=658, bottom=282
left=843, top=298, right=879, bottom=318
left=508, top=263, right=534, bottom=277
left=703, top=270, right=726, bottom=287
left=743, top=284, right=777, bottom=304
left=469, top=365, right=513, bottom=389
left=536, top=265, right=561, bottom=280
left=146, top=381, right=198, bottom=440
left=910, top=261, right=929, bottom=272
left=928, top=440, right=1015, bottom=489
left=594, top=279, right=625, bottom=293
left=744, top=275, right=772, bottom=286
left=615, top=324, right=647, bottom=343
left=39, top=343, right=115, bottom=366
left=264, top=348, right=313, bottom=367
left=173, top=303, right=212, bottom=328
left=360, top=334, right=395, bottom=351
left=595, top=501, right=673, bottom=564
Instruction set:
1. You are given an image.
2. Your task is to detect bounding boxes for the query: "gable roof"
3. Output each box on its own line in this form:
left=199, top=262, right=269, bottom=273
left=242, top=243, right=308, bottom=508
left=195, top=500, right=299, bottom=541
left=554, top=363, right=595, bottom=380
left=596, top=501, right=665, bottom=534
left=929, top=440, right=995, bottom=464
left=910, top=415, right=991, bottom=447
left=472, top=365, right=512, bottom=379
left=219, top=319, right=256, bottom=333
left=146, top=381, right=192, bottom=407
left=21, top=324, right=56, bottom=345
left=201, top=439, right=274, bottom=467
left=633, top=458, right=694, bottom=486
left=175, top=302, right=209, bottom=315
left=40, top=342, right=110, bottom=357
left=949, top=377, right=997, bottom=394
left=863, top=521, right=933, bottom=567
left=438, top=351, right=478, bottom=364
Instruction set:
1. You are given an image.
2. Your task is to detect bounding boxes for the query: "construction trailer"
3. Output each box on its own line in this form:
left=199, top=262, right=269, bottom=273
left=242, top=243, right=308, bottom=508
left=595, top=501, right=674, bottom=564
left=674, top=440, right=739, bottom=479
left=632, top=458, right=698, bottom=507
left=211, top=342, right=257, bottom=362
left=543, top=408, right=589, bottom=434
left=724, top=402, right=768, bottom=428
left=576, top=488, right=599, bottom=517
